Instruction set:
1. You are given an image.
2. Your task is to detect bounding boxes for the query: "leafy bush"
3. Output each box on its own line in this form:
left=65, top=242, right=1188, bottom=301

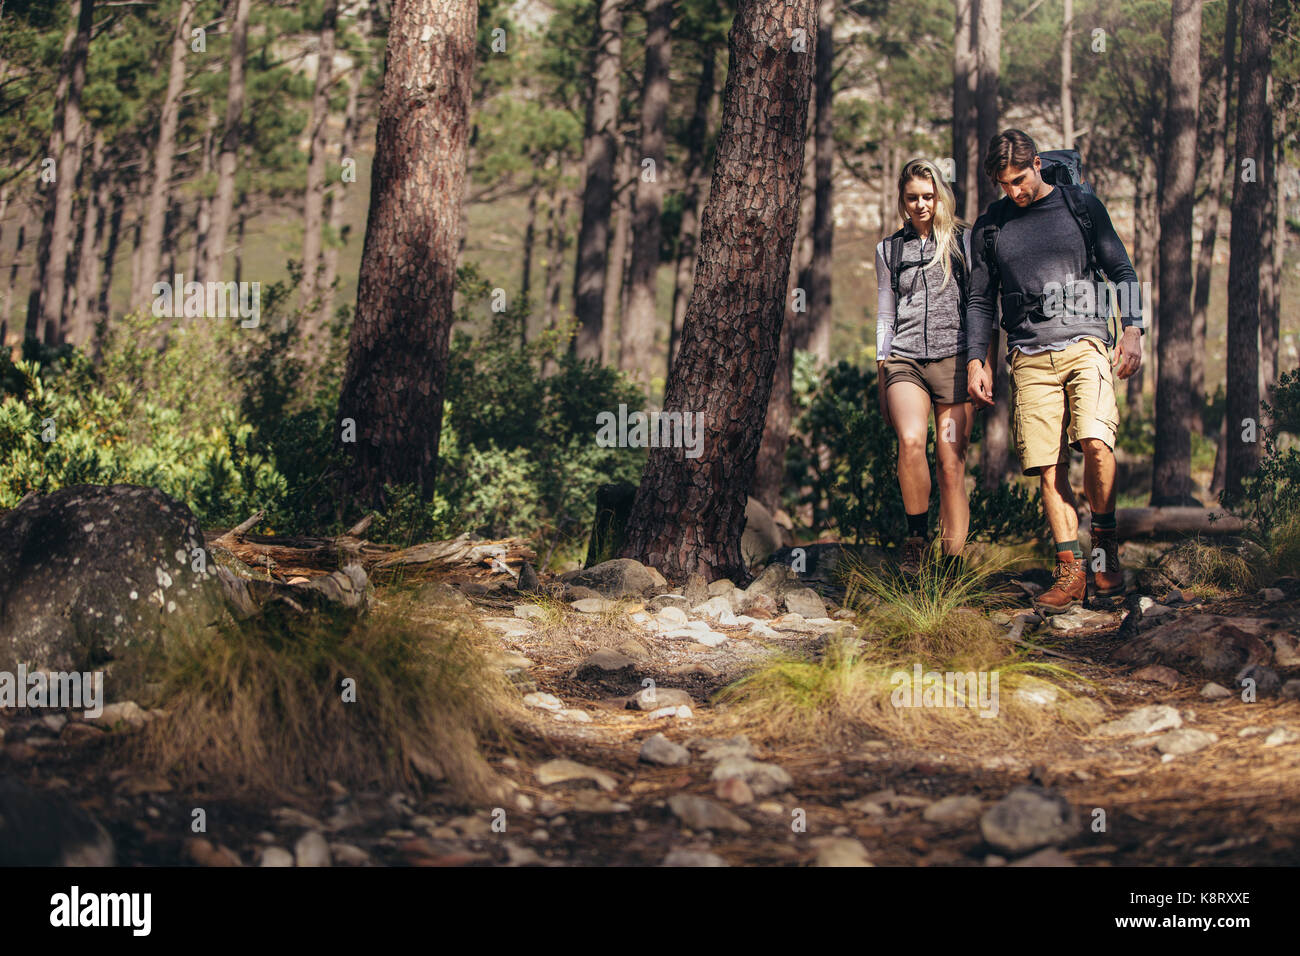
left=1223, top=368, right=1300, bottom=543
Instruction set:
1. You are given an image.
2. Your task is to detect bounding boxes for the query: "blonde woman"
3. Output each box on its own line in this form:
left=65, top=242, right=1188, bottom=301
left=875, top=158, right=974, bottom=572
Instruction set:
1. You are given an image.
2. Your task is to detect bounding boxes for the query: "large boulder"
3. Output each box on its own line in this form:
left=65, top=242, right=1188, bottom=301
left=0, top=484, right=228, bottom=701
left=741, top=497, right=782, bottom=567
left=1111, top=615, right=1276, bottom=681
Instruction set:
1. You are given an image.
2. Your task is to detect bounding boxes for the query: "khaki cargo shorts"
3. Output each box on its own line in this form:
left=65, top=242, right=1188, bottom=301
left=1009, top=337, right=1119, bottom=475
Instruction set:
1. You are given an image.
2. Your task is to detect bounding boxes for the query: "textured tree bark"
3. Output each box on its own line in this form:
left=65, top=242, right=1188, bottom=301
left=71, top=131, right=107, bottom=347
left=571, top=0, right=623, bottom=361
left=1224, top=0, right=1270, bottom=498
left=621, top=0, right=673, bottom=387
left=301, top=0, right=339, bottom=313
left=192, top=107, right=217, bottom=282
left=1190, top=0, right=1235, bottom=429
left=1258, top=78, right=1280, bottom=411
left=619, top=0, right=818, bottom=582
left=201, top=0, right=251, bottom=283
left=136, top=0, right=195, bottom=308
left=668, top=41, right=718, bottom=375
left=1061, top=0, right=1073, bottom=149
left=336, top=0, right=478, bottom=509
left=605, top=134, right=632, bottom=366
left=542, top=156, right=570, bottom=345
left=1151, top=0, right=1201, bottom=506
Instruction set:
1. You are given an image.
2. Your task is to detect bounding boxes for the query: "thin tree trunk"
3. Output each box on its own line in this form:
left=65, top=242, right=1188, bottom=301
left=953, top=0, right=977, bottom=221
left=801, top=0, right=834, bottom=367
left=606, top=133, right=632, bottom=366
left=1224, top=0, right=1271, bottom=498
left=71, top=130, right=106, bottom=347
left=618, top=0, right=818, bottom=582
left=542, top=157, right=569, bottom=340
left=136, top=0, right=195, bottom=306
left=1258, top=76, right=1280, bottom=412
left=302, top=0, right=340, bottom=312
left=38, top=0, right=93, bottom=345
left=1151, top=0, right=1202, bottom=507
left=520, top=173, right=540, bottom=345
left=192, top=106, right=217, bottom=281
left=97, top=189, right=124, bottom=342
left=622, top=0, right=672, bottom=387
left=571, top=0, right=623, bottom=361
left=669, top=42, right=719, bottom=374
left=1190, top=0, right=1235, bottom=432
left=1061, top=0, right=1073, bottom=149
left=336, top=0, right=478, bottom=509
left=201, top=0, right=251, bottom=283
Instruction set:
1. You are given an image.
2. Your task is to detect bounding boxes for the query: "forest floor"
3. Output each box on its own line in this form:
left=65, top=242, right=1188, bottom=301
left=6, top=560, right=1299, bottom=868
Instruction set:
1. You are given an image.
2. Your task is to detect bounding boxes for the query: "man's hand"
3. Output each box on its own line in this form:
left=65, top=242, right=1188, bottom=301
left=967, top=359, right=994, bottom=408
left=1113, top=326, right=1143, bottom=379
left=877, top=362, right=892, bottom=429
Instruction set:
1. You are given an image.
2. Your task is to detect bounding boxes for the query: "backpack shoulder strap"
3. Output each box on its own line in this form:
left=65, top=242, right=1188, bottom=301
left=887, top=231, right=906, bottom=298
left=1058, top=183, right=1100, bottom=279
left=981, top=198, right=1012, bottom=284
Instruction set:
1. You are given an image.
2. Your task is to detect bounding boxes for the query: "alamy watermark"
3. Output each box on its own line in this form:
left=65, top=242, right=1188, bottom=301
left=890, top=663, right=1000, bottom=718
left=1041, top=276, right=1151, bottom=324
left=0, top=666, right=104, bottom=718
left=152, top=272, right=260, bottom=328
left=595, top=404, right=704, bottom=458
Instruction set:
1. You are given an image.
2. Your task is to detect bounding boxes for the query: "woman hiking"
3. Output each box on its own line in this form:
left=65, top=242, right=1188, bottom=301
left=874, top=158, right=974, bottom=574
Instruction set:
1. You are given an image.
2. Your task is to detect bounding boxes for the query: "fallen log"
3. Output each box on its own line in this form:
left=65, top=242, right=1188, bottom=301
left=1112, top=507, right=1246, bottom=539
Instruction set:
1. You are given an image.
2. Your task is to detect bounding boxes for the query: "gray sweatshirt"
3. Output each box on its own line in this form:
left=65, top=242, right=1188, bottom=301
left=964, top=184, right=1145, bottom=364
left=874, top=223, right=972, bottom=361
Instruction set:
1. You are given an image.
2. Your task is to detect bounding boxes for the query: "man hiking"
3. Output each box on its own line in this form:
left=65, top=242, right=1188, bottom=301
left=965, top=129, right=1145, bottom=613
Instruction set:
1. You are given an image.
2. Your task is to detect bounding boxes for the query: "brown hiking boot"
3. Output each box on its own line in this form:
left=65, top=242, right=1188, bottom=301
left=900, top=536, right=927, bottom=575
left=1090, top=526, right=1124, bottom=598
left=1034, top=552, right=1086, bottom=614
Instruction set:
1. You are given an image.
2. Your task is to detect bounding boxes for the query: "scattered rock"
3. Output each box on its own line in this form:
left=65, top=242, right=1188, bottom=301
left=185, top=837, right=242, bottom=867
left=691, top=735, right=754, bottom=762
left=813, top=837, right=873, bottom=867
left=561, top=559, right=661, bottom=598
left=259, top=846, right=295, bottom=867
left=979, top=787, right=1079, bottom=854
left=1268, top=634, right=1300, bottom=667
left=555, top=708, right=592, bottom=723
left=1200, top=682, right=1232, bottom=700
left=1263, top=727, right=1299, bottom=747
left=1258, top=587, right=1285, bottom=603
left=294, top=831, right=332, bottom=867
left=1132, top=664, right=1181, bottom=688
left=514, top=603, right=550, bottom=621
left=684, top=574, right=709, bottom=608
left=1236, top=664, right=1281, bottom=698
left=714, top=776, right=754, bottom=805
left=647, top=593, right=689, bottom=612
left=523, top=692, right=564, bottom=712
left=667, top=794, right=751, bottom=833
left=923, top=795, right=983, bottom=826
left=1281, top=679, right=1300, bottom=701
left=741, top=563, right=796, bottom=603
left=663, top=848, right=729, bottom=867
left=535, top=759, right=617, bottom=792
left=629, top=687, right=693, bottom=711
left=710, top=756, right=793, bottom=797
left=639, top=733, right=691, bottom=766
left=571, top=597, right=619, bottom=614
left=691, top=595, right=736, bottom=621
left=573, top=649, right=637, bottom=677
left=656, top=605, right=688, bottom=625
left=648, top=705, right=693, bottom=719
left=1008, top=847, right=1075, bottom=867
left=739, top=592, right=780, bottom=618
left=1094, top=704, right=1182, bottom=737
left=783, top=587, right=827, bottom=619
left=1149, top=728, right=1218, bottom=755
left=96, top=700, right=149, bottom=730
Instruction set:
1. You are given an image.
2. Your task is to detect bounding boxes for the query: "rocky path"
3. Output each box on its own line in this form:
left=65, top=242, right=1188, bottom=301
left=3, top=557, right=1299, bottom=867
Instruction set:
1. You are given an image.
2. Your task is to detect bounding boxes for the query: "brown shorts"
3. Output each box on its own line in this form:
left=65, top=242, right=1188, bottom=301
left=1009, top=337, right=1120, bottom=475
left=881, top=353, right=969, bottom=406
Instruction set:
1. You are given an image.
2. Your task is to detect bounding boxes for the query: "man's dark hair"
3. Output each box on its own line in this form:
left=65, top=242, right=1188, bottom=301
left=983, top=129, right=1038, bottom=185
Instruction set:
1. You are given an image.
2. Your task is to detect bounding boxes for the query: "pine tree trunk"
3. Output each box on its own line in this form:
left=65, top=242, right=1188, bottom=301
left=974, top=0, right=1001, bottom=214
left=192, top=107, right=217, bottom=281
left=1224, top=0, right=1271, bottom=498
left=802, top=0, right=834, bottom=367
left=38, top=0, right=93, bottom=345
left=1061, top=0, right=1074, bottom=149
left=571, top=0, right=623, bottom=361
left=1151, top=0, right=1202, bottom=507
left=98, top=190, right=124, bottom=344
left=953, top=0, right=977, bottom=222
left=669, top=42, right=718, bottom=374
left=302, top=0, right=340, bottom=312
left=1258, top=78, right=1280, bottom=410
left=336, top=0, right=478, bottom=509
left=618, top=0, right=818, bottom=582
left=71, top=130, right=106, bottom=347
left=201, top=0, right=251, bottom=283
left=521, top=175, right=540, bottom=340
left=621, top=0, right=672, bottom=387
left=136, top=0, right=195, bottom=307
left=543, top=156, right=570, bottom=341
left=320, top=4, right=371, bottom=326
left=606, top=134, right=632, bottom=366
left=1190, top=0, right=1235, bottom=432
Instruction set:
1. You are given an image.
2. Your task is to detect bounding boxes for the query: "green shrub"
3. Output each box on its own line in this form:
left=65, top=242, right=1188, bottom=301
left=1224, top=368, right=1300, bottom=542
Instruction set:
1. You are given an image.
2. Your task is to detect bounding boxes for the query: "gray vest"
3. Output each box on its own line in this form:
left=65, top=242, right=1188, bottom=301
left=881, top=223, right=966, bottom=360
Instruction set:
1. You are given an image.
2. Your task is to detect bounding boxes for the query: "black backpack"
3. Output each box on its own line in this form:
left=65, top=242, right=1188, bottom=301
left=981, top=148, right=1102, bottom=289
left=885, top=225, right=969, bottom=314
